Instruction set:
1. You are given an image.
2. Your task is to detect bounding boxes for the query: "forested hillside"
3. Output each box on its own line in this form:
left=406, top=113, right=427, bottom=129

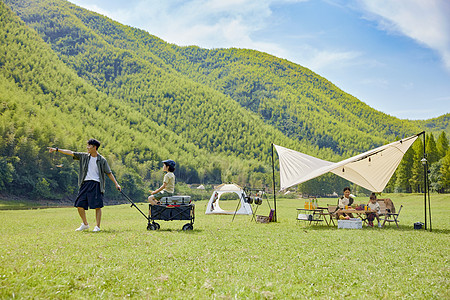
left=0, top=0, right=324, bottom=200
left=413, top=114, right=450, bottom=137
left=1, top=0, right=449, bottom=200
left=2, top=0, right=420, bottom=155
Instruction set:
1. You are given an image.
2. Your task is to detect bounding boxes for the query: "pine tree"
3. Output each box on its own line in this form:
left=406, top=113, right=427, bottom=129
left=425, top=133, right=439, bottom=165
left=409, top=139, right=424, bottom=193
left=441, top=151, right=450, bottom=192
left=436, top=132, right=449, bottom=159
left=395, top=146, right=414, bottom=192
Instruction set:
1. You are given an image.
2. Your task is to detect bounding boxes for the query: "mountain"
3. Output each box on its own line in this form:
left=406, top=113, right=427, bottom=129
left=1, top=0, right=447, bottom=200
left=413, top=114, right=450, bottom=137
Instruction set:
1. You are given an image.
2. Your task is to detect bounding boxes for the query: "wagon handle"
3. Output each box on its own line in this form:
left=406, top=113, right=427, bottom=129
left=120, top=190, right=149, bottom=220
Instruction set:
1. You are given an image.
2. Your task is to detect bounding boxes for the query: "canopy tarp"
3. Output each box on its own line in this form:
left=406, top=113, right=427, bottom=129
left=274, top=134, right=419, bottom=192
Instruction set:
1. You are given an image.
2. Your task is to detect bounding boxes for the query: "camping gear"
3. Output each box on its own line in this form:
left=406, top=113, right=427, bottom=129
left=121, top=191, right=195, bottom=231
left=274, top=134, right=420, bottom=192
left=149, top=202, right=195, bottom=231
left=160, top=195, right=191, bottom=205
left=205, top=183, right=252, bottom=215
left=338, top=218, right=362, bottom=229
left=414, top=222, right=424, bottom=230
left=245, top=187, right=272, bottom=222
left=296, top=208, right=325, bottom=225
left=381, top=205, right=403, bottom=228
left=256, top=215, right=270, bottom=223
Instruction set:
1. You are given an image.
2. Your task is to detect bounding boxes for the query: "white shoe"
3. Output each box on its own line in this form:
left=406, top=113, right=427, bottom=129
left=75, top=223, right=89, bottom=231
left=378, top=223, right=382, bottom=228
left=93, top=226, right=101, bottom=232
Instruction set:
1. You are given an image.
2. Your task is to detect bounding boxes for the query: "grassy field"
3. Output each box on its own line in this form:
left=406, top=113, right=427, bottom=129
left=0, top=193, right=448, bottom=299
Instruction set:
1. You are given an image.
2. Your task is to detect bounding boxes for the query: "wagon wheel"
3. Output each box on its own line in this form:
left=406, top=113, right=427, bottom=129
left=182, top=223, right=193, bottom=231
left=153, top=222, right=160, bottom=230
left=147, top=223, right=156, bottom=230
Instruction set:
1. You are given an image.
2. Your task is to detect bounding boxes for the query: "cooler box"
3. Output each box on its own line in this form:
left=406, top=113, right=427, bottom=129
left=160, top=196, right=191, bottom=205
left=338, top=219, right=362, bottom=229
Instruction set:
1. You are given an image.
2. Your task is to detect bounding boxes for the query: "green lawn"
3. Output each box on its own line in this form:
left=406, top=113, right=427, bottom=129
left=0, top=194, right=448, bottom=299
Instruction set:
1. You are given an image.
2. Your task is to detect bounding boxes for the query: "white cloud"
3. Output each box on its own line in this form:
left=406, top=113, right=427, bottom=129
left=307, top=50, right=362, bottom=71
left=360, top=78, right=389, bottom=89
left=357, top=0, right=450, bottom=71
left=289, top=44, right=362, bottom=73
left=70, top=0, right=306, bottom=59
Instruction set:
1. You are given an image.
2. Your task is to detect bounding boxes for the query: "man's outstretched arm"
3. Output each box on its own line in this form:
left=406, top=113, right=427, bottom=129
left=48, top=147, right=74, bottom=156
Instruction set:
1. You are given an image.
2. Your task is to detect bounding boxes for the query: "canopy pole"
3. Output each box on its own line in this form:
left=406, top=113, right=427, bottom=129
left=420, top=131, right=432, bottom=231
left=423, top=132, right=427, bottom=230
left=428, top=169, right=432, bottom=232
left=271, top=143, right=277, bottom=222
left=420, top=132, right=432, bottom=232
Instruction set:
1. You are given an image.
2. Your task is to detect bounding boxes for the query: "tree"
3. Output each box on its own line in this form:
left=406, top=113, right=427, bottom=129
left=34, top=178, right=52, bottom=199
left=440, top=151, right=450, bottom=192
left=409, top=139, right=424, bottom=193
left=425, top=133, right=439, bottom=165
left=436, top=132, right=449, bottom=159
left=395, top=146, right=414, bottom=192
left=0, top=157, right=14, bottom=191
left=429, top=160, right=444, bottom=193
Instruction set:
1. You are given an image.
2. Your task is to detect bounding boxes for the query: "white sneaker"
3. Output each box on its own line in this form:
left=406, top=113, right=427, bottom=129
left=75, top=223, right=89, bottom=231
left=93, top=226, right=101, bottom=232
left=378, top=223, right=382, bottom=228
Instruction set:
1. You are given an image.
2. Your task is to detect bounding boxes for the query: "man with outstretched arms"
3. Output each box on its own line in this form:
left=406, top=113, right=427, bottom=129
left=48, top=139, right=121, bottom=232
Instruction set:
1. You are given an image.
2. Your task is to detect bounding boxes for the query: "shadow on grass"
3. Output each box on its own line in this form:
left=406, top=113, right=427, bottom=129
left=381, top=225, right=450, bottom=234
left=82, top=228, right=204, bottom=234
left=0, top=205, right=71, bottom=210
left=295, top=224, right=449, bottom=234
left=148, top=228, right=204, bottom=233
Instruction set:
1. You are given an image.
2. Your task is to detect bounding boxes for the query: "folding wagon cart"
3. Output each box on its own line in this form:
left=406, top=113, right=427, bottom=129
left=121, top=191, right=195, bottom=231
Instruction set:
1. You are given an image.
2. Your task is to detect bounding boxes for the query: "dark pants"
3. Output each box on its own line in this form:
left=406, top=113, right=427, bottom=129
left=74, top=180, right=104, bottom=210
left=367, top=212, right=379, bottom=222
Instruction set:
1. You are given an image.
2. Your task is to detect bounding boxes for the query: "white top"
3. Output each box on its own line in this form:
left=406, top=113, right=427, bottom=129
left=368, top=201, right=380, bottom=213
left=163, top=172, right=175, bottom=193
left=84, top=156, right=100, bottom=182
left=338, top=196, right=351, bottom=209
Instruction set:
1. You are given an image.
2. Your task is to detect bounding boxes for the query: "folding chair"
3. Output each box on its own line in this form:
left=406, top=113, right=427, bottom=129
left=382, top=205, right=403, bottom=228
left=325, top=205, right=337, bottom=226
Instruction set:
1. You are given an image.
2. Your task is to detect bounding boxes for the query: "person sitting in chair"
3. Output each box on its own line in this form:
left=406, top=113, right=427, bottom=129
left=336, top=187, right=354, bottom=219
left=367, top=193, right=382, bottom=227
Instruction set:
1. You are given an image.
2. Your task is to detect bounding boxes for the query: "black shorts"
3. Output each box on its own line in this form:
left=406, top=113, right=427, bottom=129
left=74, top=180, right=104, bottom=210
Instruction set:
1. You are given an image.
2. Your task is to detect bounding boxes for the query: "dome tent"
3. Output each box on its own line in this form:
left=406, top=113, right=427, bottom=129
left=205, top=183, right=253, bottom=215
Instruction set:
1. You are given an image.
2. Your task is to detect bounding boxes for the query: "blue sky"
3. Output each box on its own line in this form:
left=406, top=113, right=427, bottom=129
left=69, top=0, right=450, bottom=120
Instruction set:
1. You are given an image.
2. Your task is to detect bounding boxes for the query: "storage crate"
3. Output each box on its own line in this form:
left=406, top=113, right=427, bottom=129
left=256, top=215, right=270, bottom=223
left=338, top=219, right=362, bottom=229
left=150, top=204, right=194, bottom=221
